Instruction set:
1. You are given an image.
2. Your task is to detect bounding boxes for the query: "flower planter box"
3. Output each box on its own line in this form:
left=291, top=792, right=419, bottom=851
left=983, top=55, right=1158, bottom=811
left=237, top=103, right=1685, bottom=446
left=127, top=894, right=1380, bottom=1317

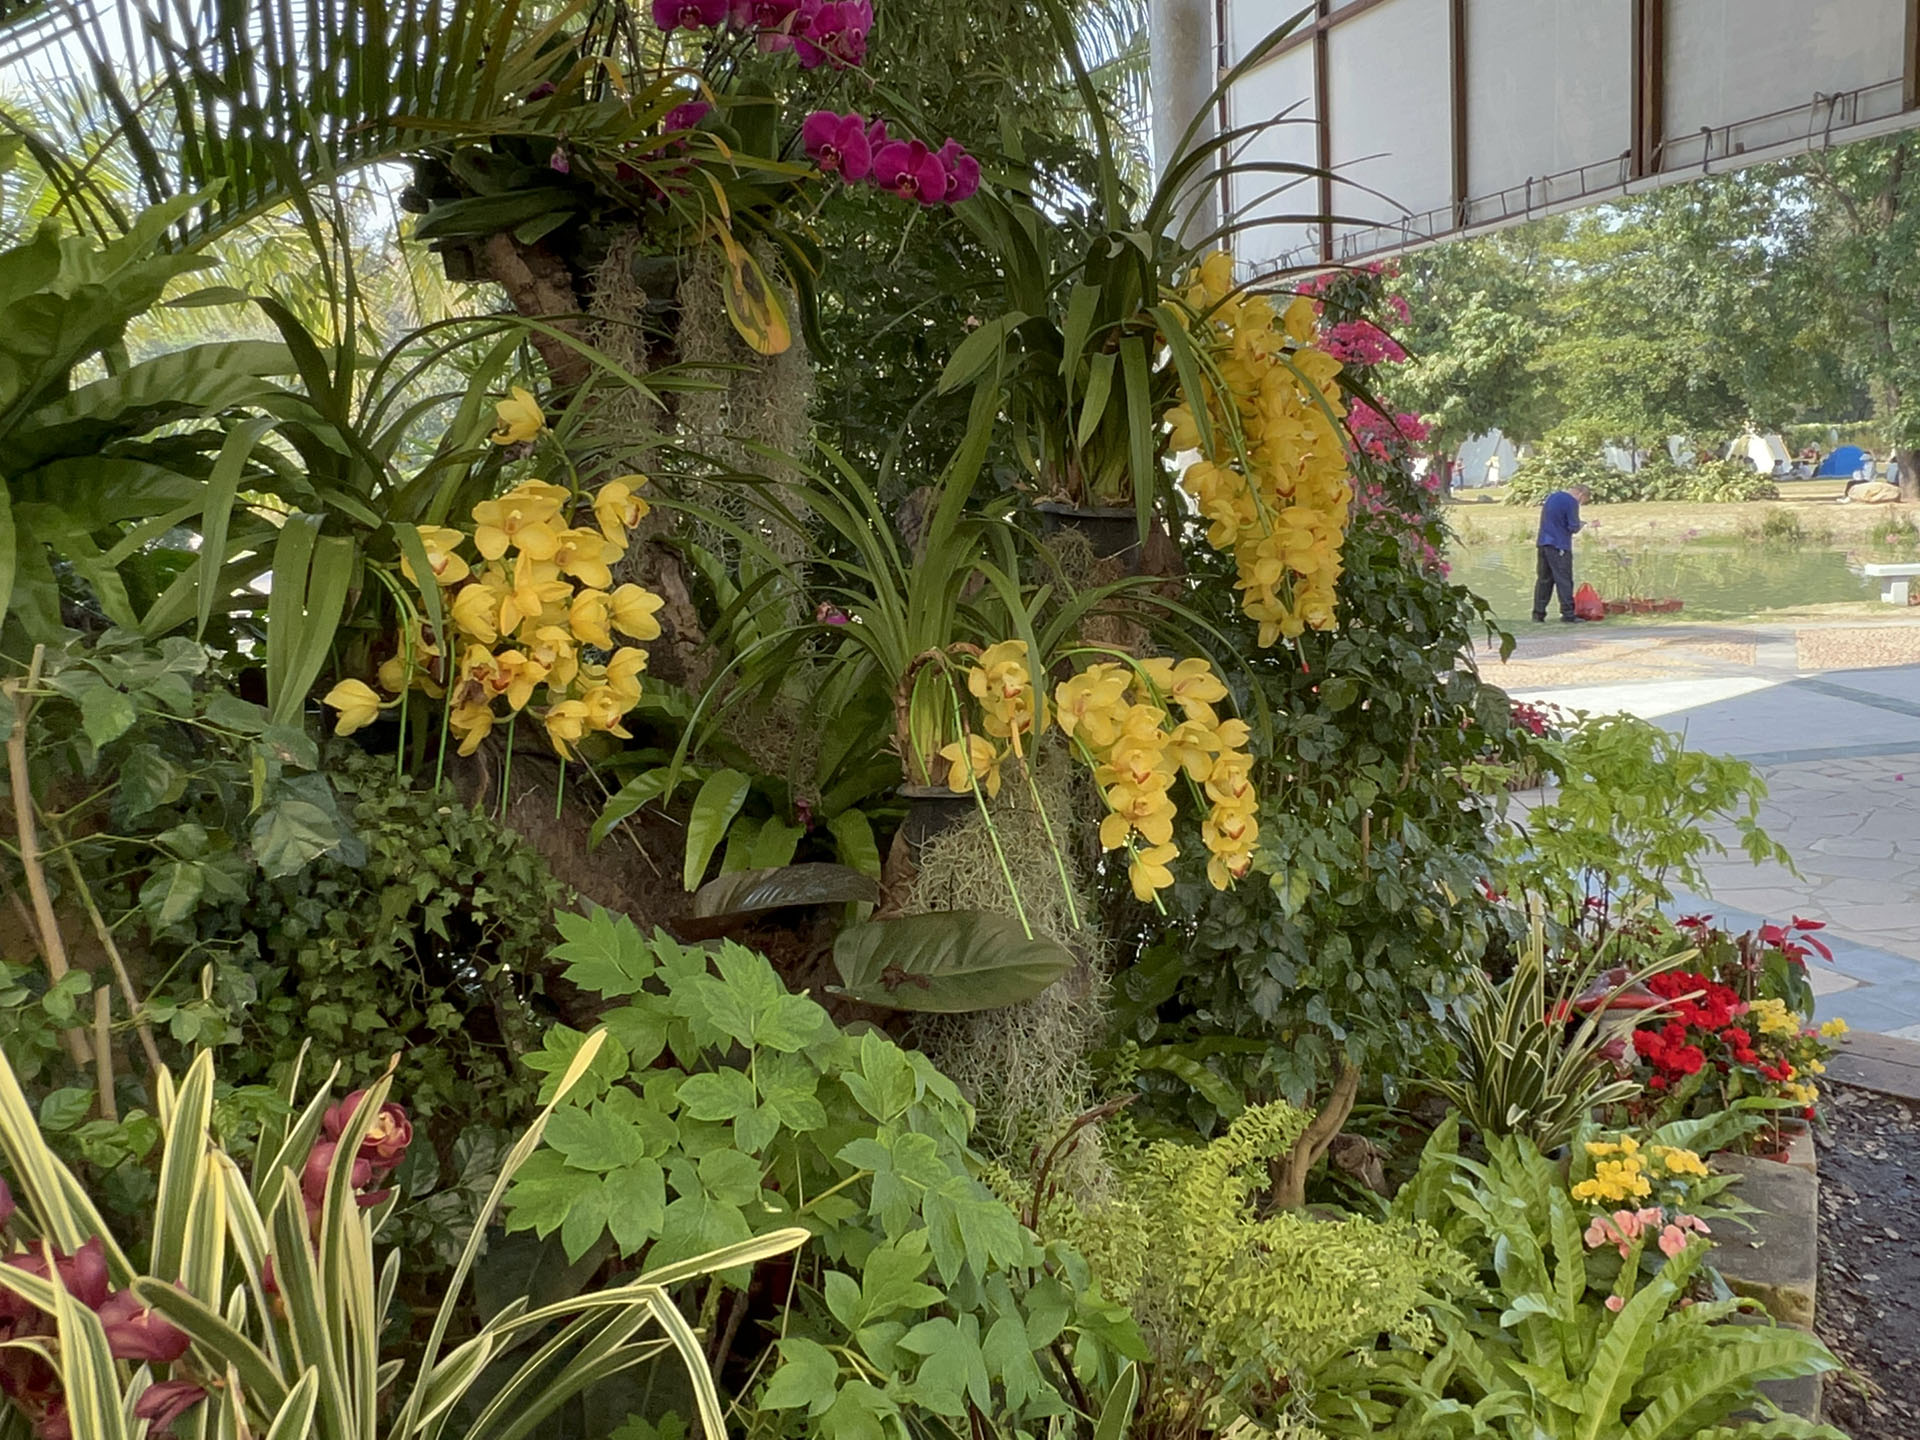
left=1709, top=1143, right=1825, bottom=1421
left=1032, top=501, right=1142, bottom=563
left=1601, top=596, right=1684, bottom=615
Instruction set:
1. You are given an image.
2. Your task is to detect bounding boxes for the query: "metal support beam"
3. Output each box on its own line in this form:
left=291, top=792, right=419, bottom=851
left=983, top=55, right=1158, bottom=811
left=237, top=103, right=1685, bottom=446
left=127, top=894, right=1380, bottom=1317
left=1314, top=0, right=1333, bottom=262
left=1905, top=0, right=1920, bottom=109
left=1631, top=0, right=1667, bottom=178
left=1450, top=0, right=1468, bottom=228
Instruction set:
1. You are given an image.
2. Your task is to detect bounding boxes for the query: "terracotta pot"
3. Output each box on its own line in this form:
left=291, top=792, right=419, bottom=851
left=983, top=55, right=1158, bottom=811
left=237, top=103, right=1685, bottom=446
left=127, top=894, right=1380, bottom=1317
left=1033, top=501, right=1142, bottom=563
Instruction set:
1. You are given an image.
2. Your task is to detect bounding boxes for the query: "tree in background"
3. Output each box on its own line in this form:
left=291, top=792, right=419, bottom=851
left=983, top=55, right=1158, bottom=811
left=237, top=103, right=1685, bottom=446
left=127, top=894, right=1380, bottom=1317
left=1396, top=162, right=1857, bottom=462
left=1792, top=135, right=1920, bottom=497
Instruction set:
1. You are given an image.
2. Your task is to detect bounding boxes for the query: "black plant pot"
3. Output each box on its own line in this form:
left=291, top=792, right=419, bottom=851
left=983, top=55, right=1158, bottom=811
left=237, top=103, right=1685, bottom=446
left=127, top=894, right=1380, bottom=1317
left=1033, top=501, right=1143, bottom=564
left=897, top=785, right=978, bottom=854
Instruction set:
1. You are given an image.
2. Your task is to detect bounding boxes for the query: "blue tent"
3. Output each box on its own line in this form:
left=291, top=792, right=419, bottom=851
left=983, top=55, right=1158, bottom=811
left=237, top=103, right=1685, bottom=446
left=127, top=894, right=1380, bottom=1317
left=1815, top=444, right=1869, bottom=478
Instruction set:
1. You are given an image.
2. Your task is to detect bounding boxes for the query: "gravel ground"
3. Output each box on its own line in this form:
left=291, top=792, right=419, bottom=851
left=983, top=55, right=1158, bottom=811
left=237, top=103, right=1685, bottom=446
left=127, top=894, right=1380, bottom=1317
left=1815, top=1084, right=1920, bottom=1437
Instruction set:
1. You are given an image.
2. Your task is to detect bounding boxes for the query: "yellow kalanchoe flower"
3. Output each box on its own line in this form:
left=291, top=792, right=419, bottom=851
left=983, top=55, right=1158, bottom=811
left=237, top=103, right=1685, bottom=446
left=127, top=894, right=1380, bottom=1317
left=1652, top=1146, right=1708, bottom=1177
left=490, top=386, right=546, bottom=446
left=323, top=679, right=383, bottom=735
left=1819, top=1017, right=1849, bottom=1038
left=594, top=477, right=651, bottom=546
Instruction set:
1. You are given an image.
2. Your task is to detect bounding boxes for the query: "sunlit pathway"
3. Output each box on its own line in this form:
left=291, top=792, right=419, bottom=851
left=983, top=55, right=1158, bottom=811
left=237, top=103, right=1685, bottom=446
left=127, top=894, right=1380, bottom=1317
left=1483, top=618, right=1920, bottom=1033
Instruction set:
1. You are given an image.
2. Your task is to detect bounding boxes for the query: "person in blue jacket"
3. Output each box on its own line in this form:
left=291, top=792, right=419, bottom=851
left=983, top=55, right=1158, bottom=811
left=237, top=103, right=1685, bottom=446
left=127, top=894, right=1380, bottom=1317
left=1532, top=483, right=1592, bottom=622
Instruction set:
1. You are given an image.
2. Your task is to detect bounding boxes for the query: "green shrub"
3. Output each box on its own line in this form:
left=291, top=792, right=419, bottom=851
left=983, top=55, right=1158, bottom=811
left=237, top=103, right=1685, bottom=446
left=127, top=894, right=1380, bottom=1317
left=1506, top=445, right=1777, bottom=505
left=1026, top=1102, right=1473, bottom=1439
left=502, top=911, right=1142, bottom=1438
left=1504, top=438, right=1619, bottom=504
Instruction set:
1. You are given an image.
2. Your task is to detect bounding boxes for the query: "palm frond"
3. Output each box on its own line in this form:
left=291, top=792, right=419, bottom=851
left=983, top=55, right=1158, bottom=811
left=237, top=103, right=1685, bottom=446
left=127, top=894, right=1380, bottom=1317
left=0, top=0, right=620, bottom=249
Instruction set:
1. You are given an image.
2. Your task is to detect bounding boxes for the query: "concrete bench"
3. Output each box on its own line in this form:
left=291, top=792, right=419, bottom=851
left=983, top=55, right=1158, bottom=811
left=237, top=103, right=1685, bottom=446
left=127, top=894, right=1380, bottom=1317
left=1862, top=561, right=1920, bottom=605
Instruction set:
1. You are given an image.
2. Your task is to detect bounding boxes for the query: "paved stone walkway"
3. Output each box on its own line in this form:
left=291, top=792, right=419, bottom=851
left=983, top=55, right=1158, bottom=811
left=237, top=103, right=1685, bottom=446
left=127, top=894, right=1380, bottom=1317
left=1481, top=618, right=1920, bottom=1034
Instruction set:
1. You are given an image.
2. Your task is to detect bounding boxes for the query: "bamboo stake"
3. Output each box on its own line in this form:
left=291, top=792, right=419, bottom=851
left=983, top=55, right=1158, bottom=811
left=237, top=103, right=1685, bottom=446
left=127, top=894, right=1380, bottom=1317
left=93, top=987, right=116, bottom=1122
left=5, top=646, right=91, bottom=1064
left=58, top=846, right=165, bottom=1078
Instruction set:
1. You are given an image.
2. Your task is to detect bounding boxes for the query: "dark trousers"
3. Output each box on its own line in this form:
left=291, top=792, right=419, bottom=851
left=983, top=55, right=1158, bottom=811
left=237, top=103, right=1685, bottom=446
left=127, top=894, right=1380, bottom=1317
left=1533, top=545, right=1574, bottom=620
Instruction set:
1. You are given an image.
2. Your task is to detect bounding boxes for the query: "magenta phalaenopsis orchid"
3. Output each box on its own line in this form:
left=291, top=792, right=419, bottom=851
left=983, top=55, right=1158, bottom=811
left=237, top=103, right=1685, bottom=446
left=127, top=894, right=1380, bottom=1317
left=802, top=111, right=873, bottom=181
left=653, top=0, right=728, bottom=29
left=934, top=139, right=980, bottom=201
left=794, top=0, right=871, bottom=68
left=664, top=99, right=712, bottom=132
left=871, top=138, right=946, bottom=205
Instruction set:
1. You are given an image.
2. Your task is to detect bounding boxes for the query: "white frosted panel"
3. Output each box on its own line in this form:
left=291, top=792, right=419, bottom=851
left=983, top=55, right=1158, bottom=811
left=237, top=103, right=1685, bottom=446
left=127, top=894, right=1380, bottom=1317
left=1327, top=0, right=1451, bottom=239
left=1226, top=44, right=1319, bottom=268
left=1227, top=0, right=1317, bottom=70
left=1665, top=0, right=1904, bottom=161
left=1465, top=0, right=1632, bottom=200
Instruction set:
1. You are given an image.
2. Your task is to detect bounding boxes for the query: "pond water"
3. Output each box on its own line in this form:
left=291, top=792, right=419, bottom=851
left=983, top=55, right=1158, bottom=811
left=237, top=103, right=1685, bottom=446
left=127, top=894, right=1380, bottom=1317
left=1447, top=538, right=1883, bottom=626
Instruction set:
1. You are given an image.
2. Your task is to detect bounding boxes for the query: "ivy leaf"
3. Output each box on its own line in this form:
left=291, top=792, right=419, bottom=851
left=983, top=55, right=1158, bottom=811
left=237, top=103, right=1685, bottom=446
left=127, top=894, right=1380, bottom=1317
left=676, top=1070, right=756, bottom=1121
left=79, top=684, right=137, bottom=746
left=553, top=908, right=657, bottom=997
left=759, top=1336, right=840, bottom=1414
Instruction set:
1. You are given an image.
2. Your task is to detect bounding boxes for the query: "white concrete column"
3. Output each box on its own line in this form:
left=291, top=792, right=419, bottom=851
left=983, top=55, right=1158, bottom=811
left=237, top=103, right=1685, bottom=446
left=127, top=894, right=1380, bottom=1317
left=1149, top=0, right=1220, bottom=241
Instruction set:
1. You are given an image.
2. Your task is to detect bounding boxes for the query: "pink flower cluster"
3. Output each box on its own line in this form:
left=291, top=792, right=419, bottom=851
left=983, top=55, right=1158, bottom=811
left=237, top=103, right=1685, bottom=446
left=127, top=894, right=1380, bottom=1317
left=1584, top=1206, right=1710, bottom=1260
left=1349, top=399, right=1428, bottom=463
left=1322, top=318, right=1407, bottom=366
left=0, top=1215, right=201, bottom=1439
left=653, top=0, right=872, bottom=68
left=801, top=112, right=978, bottom=204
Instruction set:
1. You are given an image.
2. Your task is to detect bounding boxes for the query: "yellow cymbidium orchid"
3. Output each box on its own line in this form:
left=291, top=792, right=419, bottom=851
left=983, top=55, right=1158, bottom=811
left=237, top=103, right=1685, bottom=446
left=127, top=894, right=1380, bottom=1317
left=594, top=477, right=651, bottom=546
left=938, top=733, right=1003, bottom=799
left=1128, top=843, right=1179, bottom=902
left=472, top=481, right=567, bottom=561
left=610, top=583, right=666, bottom=642
left=323, top=679, right=383, bottom=735
left=490, top=386, right=546, bottom=446
left=400, top=525, right=471, bottom=587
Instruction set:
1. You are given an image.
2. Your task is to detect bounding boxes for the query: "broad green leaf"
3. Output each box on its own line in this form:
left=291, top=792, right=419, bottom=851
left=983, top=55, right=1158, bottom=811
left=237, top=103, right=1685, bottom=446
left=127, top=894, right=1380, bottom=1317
left=748, top=817, right=804, bottom=870
left=79, top=684, right=137, bottom=746
left=831, top=912, right=1075, bottom=1013
left=689, top=863, right=880, bottom=927
left=934, top=312, right=1023, bottom=395
left=139, top=861, right=206, bottom=930
left=550, top=908, right=657, bottom=997
left=250, top=799, right=342, bottom=879
left=824, top=809, right=881, bottom=879
left=682, top=769, right=750, bottom=890
left=676, top=1070, right=757, bottom=1122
